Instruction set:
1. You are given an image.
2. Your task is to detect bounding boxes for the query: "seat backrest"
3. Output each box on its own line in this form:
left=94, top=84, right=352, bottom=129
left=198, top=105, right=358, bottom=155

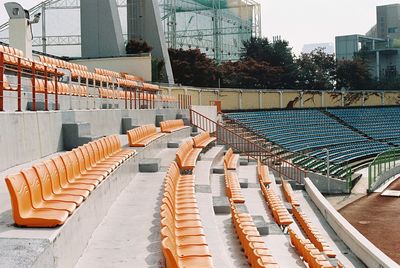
left=79, top=146, right=93, bottom=170
left=225, top=148, right=233, bottom=163
left=60, top=153, right=77, bottom=179
left=66, top=151, right=83, bottom=177
left=52, top=156, right=69, bottom=187
left=43, top=159, right=63, bottom=191
left=161, top=237, right=178, bottom=268
left=73, top=148, right=87, bottom=173
left=5, top=173, right=34, bottom=220
left=175, top=140, right=191, bottom=166
left=101, top=138, right=112, bottom=156
left=33, top=162, right=54, bottom=200
left=83, top=144, right=97, bottom=166
left=93, top=141, right=105, bottom=160
left=21, top=167, right=44, bottom=208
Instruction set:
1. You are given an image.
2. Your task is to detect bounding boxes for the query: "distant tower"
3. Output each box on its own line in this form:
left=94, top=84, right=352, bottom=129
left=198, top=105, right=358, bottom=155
left=127, top=0, right=174, bottom=84
left=376, top=4, right=400, bottom=40
left=80, top=0, right=125, bottom=58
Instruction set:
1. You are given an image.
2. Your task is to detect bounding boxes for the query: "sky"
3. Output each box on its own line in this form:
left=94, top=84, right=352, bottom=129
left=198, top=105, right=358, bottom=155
left=0, top=0, right=400, bottom=55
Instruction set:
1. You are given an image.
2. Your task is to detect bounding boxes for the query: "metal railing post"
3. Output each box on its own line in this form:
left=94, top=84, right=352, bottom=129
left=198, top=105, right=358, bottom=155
left=17, top=57, right=22, bottom=111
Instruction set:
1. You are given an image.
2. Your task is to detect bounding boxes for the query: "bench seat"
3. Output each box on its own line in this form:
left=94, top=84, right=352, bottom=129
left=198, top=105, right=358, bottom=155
left=160, top=119, right=190, bottom=133
left=224, top=148, right=239, bottom=170
left=127, top=124, right=165, bottom=147
left=257, top=160, right=272, bottom=185
left=193, top=132, right=216, bottom=148
left=176, top=140, right=202, bottom=170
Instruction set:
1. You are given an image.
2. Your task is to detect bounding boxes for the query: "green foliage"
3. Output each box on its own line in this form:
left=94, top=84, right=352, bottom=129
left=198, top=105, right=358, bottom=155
left=126, top=40, right=153, bottom=54
left=242, top=37, right=297, bottom=88
left=168, top=37, right=400, bottom=90
left=296, top=48, right=336, bottom=90
left=168, top=48, right=218, bottom=87
left=219, top=59, right=283, bottom=89
left=336, top=59, right=373, bottom=90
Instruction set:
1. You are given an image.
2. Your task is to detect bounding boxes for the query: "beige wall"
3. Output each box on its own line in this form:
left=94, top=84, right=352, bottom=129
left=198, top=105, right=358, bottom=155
left=162, top=86, right=400, bottom=110
left=71, top=55, right=152, bottom=82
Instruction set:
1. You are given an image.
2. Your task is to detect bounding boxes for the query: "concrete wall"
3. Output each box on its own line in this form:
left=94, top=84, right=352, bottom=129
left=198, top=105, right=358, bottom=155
left=0, top=108, right=186, bottom=172
left=304, top=177, right=400, bottom=268
left=161, top=86, right=400, bottom=111
left=71, top=55, right=152, bottom=82
left=308, top=172, right=349, bottom=194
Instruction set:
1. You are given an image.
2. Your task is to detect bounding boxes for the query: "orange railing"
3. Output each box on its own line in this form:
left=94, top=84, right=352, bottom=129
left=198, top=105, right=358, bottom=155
left=0, top=49, right=178, bottom=111
left=190, top=108, right=307, bottom=183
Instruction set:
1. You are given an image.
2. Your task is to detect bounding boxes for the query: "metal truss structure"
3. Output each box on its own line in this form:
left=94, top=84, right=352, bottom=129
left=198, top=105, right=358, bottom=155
left=0, top=0, right=261, bottom=61
left=160, top=0, right=261, bottom=62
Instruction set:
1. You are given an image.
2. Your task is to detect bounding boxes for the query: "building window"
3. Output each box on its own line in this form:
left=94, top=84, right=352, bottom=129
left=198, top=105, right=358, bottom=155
left=388, top=27, right=398, bottom=33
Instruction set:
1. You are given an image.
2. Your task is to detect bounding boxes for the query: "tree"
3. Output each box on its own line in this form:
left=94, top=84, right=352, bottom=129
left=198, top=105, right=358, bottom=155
left=219, top=59, right=283, bottom=89
left=296, top=48, right=336, bottom=90
left=126, top=40, right=153, bottom=54
left=241, top=37, right=297, bottom=88
left=336, top=59, right=373, bottom=90
left=168, top=48, right=218, bottom=87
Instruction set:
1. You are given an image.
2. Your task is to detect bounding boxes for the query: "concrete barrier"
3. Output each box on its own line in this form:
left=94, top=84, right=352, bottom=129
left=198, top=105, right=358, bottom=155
left=0, top=109, right=187, bottom=172
left=304, top=177, right=400, bottom=268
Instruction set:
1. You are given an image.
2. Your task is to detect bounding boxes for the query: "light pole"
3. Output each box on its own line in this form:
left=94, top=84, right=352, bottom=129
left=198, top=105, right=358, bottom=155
left=323, top=148, right=330, bottom=194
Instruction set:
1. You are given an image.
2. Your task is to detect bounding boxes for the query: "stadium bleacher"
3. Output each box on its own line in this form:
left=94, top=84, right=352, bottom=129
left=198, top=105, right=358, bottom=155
left=0, top=42, right=397, bottom=268
left=225, top=108, right=398, bottom=179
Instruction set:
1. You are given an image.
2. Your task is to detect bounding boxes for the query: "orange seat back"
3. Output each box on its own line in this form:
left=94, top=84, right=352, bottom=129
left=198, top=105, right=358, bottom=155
left=21, top=167, right=45, bottom=208
left=5, top=173, right=35, bottom=223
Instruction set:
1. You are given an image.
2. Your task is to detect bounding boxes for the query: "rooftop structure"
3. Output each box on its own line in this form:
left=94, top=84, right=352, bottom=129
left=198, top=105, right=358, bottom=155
left=335, top=4, right=400, bottom=81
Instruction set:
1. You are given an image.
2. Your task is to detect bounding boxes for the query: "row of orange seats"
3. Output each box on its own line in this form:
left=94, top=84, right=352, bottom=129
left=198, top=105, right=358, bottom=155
left=175, top=140, right=202, bottom=171
left=161, top=161, right=214, bottom=268
left=127, top=124, right=165, bottom=147
left=192, top=132, right=216, bottom=148
left=288, top=227, right=338, bottom=268
left=281, top=177, right=300, bottom=207
left=224, top=169, right=245, bottom=203
left=33, top=78, right=88, bottom=96
left=39, top=55, right=88, bottom=72
left=1, top=45, right=62, bottom=76
left=160, top=119, right=189, bottom=133
left=230, top=200, right=279, bottom=268
left=5, top=135, right=135, bottom=227
left=259, top=183, right=293, bottom=229
left=292, top=205, right=336, bottom=258
left=224, top=148, right=239, bottom=170
left=257, top=160, right=272, bottom=186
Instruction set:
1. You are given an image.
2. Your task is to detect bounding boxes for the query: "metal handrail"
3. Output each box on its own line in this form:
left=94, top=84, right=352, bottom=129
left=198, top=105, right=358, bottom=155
left=190, top=108, right=307, bottom=183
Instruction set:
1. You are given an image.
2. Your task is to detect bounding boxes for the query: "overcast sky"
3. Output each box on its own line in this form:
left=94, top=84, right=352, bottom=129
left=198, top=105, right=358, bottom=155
left=1, top=0, right=399, bottom=54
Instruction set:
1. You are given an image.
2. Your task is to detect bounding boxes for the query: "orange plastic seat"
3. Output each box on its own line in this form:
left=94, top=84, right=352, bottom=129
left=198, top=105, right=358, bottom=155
left=224, top=148, right=239, bottom=170
left=162, top=237, right=213, bottom=268
left=60, top=153, right=100, bottom=187
left=52, top=156, right=95, bottom=192
left=224, top=170, right=245, bottom=203
left=192, top=132, right=216, bottom=148
left=257, top=160, right=272, bottom=186
left=33, top=163, right=83, bottom=206
left=127, top=124, right=165, bottom=147
left=5, top=173, right=69, bottom=227
left=21, top=168, right=76, bottom=214
left=160, top=119, right=190, bottom=133
left=43, top=159, right=90, bottom=199
left=175, top=140, right=202, bottom=170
